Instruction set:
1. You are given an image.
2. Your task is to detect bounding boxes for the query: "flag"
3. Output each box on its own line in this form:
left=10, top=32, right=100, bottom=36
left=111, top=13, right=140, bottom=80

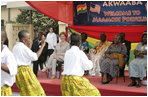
left=90, top=4, right=101, bottom=15
left=77, top=3, right=87, bottom=15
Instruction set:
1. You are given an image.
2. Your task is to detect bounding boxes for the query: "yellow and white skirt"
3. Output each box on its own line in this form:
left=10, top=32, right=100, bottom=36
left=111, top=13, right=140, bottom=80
left=1, top=85, right=12, bottom=96
left=16, top=66, right=46, bottom=96
left=61, top=75, right=101, bottom=96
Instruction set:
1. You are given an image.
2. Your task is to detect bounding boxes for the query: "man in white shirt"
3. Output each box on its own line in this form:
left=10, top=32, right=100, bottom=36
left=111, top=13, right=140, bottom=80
left=46, top=27, right=57, bottom=57
left=1, top=30, right=17, bottom=96
left=61, top=33, right=101, bottom=96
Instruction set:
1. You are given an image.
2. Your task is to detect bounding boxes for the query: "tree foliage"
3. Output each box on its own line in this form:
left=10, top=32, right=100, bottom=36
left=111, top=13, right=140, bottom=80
left=16, top=9, right=58, bottom=34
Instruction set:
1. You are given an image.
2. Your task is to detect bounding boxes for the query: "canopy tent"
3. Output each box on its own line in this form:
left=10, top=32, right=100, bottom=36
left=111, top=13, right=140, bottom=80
left=26, top=1, right=147, bottom=43
left=26, top=1, right=73, bottom=25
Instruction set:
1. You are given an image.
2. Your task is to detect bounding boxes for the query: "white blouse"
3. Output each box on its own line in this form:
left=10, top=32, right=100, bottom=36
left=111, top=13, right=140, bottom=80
left=46, top=33, right=57, bottom=49
left=12, top=42, right=38, bottom=66
left=62, top=46, right=93, bottom=76
left=1, top=45, right=17, bottom=87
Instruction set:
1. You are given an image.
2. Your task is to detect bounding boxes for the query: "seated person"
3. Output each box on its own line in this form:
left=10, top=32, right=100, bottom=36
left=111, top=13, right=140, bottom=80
left=41, top=32, right=70, bottom=79
left=89, top=33, right=111, bottom=76
left=100, top=35, right=127, bottom=84
left=80, top=33, right=89, bottom=54
left=128, top=33, right=147, bottom=88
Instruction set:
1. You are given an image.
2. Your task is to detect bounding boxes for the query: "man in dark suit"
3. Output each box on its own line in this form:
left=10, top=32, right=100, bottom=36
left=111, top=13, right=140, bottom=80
left=31, top=32, right=48, bottom=76
left=119, top=33, right=131, bottom=77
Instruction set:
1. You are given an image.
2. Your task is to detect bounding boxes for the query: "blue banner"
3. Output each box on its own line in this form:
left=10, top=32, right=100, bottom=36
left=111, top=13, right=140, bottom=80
left=73, top=1, right=147, bottom=25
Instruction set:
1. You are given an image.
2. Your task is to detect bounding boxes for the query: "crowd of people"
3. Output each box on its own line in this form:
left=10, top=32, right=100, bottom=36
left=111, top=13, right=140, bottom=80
left=1, top=27, right=147, bottom=96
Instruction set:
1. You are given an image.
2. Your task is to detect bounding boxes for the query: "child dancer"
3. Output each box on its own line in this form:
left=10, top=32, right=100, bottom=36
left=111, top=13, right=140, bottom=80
left=61, top=33, right=101, bottom=96
left=12, top=30, right=46, bottom=96
left=1, top=30, right=17, bottom=96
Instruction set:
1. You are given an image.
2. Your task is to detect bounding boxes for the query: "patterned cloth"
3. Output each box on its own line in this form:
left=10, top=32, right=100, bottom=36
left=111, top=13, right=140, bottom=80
left=129, top=42, right=147, bottom=80
left=61, top=75, right=101, bottom=96
left=100, top=44, right=127, bottom=78
left=16, top=66, right=46, bottom=96
left=95, top=41, right=111, bottom=53
left=112, top=53, right=124, bottom=68
left=89, top=41, right=111, bottom=76
left=1, top=85, right=12, bottom=96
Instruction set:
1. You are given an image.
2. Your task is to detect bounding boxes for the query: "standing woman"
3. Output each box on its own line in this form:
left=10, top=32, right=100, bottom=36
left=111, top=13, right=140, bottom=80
left=46, top=27, right=57, bottom=57
left=61, top=33, right=101, bottom=96
left=12, top=30, right=46, bottom=96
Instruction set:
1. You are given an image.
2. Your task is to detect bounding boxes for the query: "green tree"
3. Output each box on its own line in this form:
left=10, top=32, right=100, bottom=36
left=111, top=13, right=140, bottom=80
left=16, top=9, right=58, bottom=34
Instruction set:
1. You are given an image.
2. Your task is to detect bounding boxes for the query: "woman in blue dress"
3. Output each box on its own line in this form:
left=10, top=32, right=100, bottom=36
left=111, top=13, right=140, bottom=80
left=80, top=33, right=89, bottom=54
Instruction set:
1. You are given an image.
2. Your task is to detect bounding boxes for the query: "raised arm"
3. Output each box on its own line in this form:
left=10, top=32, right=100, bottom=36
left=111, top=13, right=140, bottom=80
left=36, top=36, right=46, bottom=57
left=36, top=43, right=45, bottom=57
left=81, top=51, right=93, bottom=70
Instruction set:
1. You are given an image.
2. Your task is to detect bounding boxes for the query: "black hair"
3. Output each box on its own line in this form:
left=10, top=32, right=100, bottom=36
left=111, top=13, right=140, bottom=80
left=49, top=27, right=53, bottom=29
left=100, top=33, right=106, bottom=37
left=81, top=32, right=87, bottom=39
left=70, top=33, right=81, bottom=46
left=141, top=33, right=147, bottom=43
left=119, top=33, right=125, bottom=41
left=18, top=30, right=29, bottom=40
left=38, top=32, right=44, bottom=36
left=119, top=33, right=125, bottom=37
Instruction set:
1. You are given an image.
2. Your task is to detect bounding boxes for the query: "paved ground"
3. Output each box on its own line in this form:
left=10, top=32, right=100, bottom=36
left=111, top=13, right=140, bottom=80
left=12, top=92, right=20, bottom=96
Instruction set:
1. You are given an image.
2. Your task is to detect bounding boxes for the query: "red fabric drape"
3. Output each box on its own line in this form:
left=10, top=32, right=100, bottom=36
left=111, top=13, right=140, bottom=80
left=69, top=25, right=147, bottom=43
left=26, top=1, right=147, bottom=43
left=26, top=1, right=73, bottom=25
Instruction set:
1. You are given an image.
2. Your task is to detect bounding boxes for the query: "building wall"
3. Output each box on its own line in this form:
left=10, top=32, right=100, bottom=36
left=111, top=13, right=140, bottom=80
left=1, top=8, right=66, bottom=50
left=1, top=8, right=8, bottom=22
left=58, top=21, right=66, bottom=33
left=1, top=8, right=20, bottom=23
left=6, top=24, right=34, bottom=50
left=58, top=21, right=66, bottom=42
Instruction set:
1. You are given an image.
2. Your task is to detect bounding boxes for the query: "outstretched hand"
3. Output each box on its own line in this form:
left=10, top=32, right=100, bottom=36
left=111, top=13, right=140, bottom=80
left=41, top=35, right=46, bottom=47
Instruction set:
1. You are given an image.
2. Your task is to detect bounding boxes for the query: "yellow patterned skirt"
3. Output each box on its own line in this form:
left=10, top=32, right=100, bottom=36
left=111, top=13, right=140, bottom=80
left=61, top=75, right=101, bottom=96
left=1, top=85, right=12, bottom=96
left=16, top=65, right=46, bottom=96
